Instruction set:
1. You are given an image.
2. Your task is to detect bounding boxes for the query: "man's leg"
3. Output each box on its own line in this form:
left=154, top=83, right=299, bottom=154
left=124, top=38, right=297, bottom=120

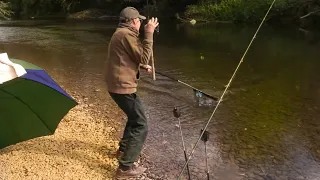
left=119, top=93, right=148, bottom=168
left=109, top=92, right=148, bottom=170
left=118, top=120, right=131, bottom=152
left=109, top=93, right=131, bottom=153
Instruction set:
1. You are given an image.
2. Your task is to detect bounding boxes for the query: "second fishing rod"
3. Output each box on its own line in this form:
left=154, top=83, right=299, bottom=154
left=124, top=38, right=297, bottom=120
left=177, top=0, right=277, bottom=179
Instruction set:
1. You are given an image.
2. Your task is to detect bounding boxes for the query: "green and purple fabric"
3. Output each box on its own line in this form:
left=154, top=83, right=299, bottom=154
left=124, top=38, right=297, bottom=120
left=0, top=59, right=78, bottom=149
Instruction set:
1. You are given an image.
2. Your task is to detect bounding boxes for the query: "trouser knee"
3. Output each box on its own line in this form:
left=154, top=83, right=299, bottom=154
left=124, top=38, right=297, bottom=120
left=139, top=122, right=148, bottom=139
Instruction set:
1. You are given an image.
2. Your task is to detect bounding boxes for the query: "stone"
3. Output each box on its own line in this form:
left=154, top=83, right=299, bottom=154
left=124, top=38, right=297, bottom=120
left=278, top=175, right=288, bottom=180
left=223, top=144, right=231, bottom=151
left=296, top=175, right=305, bottom=180
left=189, top=19, right=197, bottom=25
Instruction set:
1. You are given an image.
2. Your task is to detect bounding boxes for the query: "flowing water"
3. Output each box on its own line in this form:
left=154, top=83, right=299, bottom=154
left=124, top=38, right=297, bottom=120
left=1, top=20, right=320, bottom=180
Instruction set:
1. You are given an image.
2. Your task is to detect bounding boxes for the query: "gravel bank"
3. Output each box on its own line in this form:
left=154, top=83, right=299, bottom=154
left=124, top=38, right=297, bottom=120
left=0, top=92, right=121, bottom=179
left=0, top=88, right=162, bottom=180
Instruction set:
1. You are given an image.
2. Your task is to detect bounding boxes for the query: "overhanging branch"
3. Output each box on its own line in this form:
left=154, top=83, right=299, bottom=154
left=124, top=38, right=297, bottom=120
left=300, top=9, right=320, bottom=19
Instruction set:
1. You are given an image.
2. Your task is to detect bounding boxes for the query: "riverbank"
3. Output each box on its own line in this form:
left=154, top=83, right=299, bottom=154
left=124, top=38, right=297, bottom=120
left=66, top=9, right=118, bottom=20
left=64, top=8, right=320, bottom=31
left=0, top=91, right=118, bottom=179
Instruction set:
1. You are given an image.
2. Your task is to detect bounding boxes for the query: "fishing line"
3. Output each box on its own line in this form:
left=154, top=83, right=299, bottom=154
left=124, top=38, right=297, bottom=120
left=177, top=0, right=277, bottom=179
left=155, top=70, right=219, bottom=101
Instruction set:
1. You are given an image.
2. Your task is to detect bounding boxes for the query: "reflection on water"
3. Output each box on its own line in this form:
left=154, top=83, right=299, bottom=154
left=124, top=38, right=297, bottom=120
left=0, top=20, right=320, bottom=179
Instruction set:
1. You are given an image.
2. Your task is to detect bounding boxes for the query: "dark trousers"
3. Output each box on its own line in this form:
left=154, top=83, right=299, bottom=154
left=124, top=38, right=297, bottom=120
left=108, top=92, right=148, bottom=168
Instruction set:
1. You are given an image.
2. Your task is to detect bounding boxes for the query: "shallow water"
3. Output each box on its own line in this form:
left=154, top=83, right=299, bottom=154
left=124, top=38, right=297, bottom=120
left=1, top=20, right=320, bottom=180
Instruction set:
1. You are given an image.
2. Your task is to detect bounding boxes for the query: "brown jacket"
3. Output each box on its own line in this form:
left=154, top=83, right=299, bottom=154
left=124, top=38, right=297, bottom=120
left=105, top=23, right=153, bottom=94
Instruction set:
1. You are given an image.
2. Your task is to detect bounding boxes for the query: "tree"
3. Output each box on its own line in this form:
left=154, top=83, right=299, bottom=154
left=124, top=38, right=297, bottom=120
left=0, top=1, right=13, bottom=19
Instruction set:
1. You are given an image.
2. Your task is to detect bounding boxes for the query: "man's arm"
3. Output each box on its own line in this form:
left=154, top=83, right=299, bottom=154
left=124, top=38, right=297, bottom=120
left=122, top=17, right=159, bottom=66
left=122, top=32, right=153, bottom=65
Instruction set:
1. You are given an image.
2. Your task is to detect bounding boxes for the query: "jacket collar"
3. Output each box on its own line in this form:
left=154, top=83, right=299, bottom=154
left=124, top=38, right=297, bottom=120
left=118, top=22, right=139, bottom=36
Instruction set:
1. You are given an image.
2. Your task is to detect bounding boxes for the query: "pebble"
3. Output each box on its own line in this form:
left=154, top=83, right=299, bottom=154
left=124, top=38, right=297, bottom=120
left=296, top=175, right=305, bottom=180
left=247, top=172, right=255, bottom=178
left=223, top=144, right=231, bottom=151
left=278, top=175, right=289, bottom=180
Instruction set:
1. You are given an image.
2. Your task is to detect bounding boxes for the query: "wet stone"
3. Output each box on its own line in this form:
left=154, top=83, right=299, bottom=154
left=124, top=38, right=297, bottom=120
left=222, top=144, right=231, bottom=152
left=288, top=176, right=299, bottom=180
left=192, top=168, right=199, bottom=173
left=277, top=175, right=288, bottom=180
left=254, top=176, right=265, bottom=180
left=296, top=175, right=305, bottom=180
left=238, top=163, right=247, bottom=169
left=247, top=172, right=255, bottom=178
left=254, top=171, right=265, bottom=177
left=237, top=158, right=246, bottom=164
left=154, top=169, right=163, bottom=176
left=239, top=167, right=246, bottom=172
left=268, top=175, right=278, bottom=180
left=221, top=152, right=229, bottom=159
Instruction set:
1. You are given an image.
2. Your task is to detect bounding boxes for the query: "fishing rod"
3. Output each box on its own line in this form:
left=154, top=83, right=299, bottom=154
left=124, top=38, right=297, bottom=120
left=200, top=129, right=210, bottom=180
left=173, top=107, right=191, bottom=180
left=155, top=70, right=219, bottom=101
left=177, top=0, right=277, bottom=179
left=146, top=0, right=158, bottom=81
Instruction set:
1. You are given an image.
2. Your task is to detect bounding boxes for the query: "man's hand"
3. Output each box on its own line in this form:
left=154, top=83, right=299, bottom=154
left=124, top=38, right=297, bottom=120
left=140, top=64, right=152, bottom=73
left=145, top=17, right=159, bottom=33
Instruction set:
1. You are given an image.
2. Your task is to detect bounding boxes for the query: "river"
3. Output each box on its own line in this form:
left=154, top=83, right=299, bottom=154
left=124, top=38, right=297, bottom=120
left=1, top=19, right=320, bottom=180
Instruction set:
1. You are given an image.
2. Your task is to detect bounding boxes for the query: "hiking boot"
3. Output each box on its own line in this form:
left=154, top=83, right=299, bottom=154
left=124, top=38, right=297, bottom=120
left=115, top=165, right=147, bottom=179
left=115, top=150, right=141, bottom=166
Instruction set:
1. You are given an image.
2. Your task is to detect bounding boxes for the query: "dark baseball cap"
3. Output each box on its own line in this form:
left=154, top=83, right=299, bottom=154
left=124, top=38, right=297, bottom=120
left=119, top=7, right=146, bottom=20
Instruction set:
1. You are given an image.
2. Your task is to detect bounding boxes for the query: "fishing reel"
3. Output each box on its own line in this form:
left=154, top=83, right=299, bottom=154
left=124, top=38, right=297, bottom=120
left=155, top=24, right=159, bottom=34
left=145, top=17, right=159, bottom=34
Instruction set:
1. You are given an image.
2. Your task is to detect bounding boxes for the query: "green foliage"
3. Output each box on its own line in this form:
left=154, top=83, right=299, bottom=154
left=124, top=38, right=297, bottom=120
left=21, top=0, right=61, bottom=16
left=0, top=1, right=13, bottom=19
left=185, top=0, right=310, bottom=23
left=4, top=0, right=111, bottom=18
left=1, top=0, right=319, bottom=22
left=4, top=0, right=64, bottom=18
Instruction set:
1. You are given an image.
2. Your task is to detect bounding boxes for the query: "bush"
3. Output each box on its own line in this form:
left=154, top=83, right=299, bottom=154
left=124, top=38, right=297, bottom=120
left=0, top=1, right=13, bottom=19
left=185, top=0, right=304, bottom=23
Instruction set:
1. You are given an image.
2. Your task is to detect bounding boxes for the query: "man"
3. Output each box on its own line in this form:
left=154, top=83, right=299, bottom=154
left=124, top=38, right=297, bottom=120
left=105, top=7, right=159, bottom=178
